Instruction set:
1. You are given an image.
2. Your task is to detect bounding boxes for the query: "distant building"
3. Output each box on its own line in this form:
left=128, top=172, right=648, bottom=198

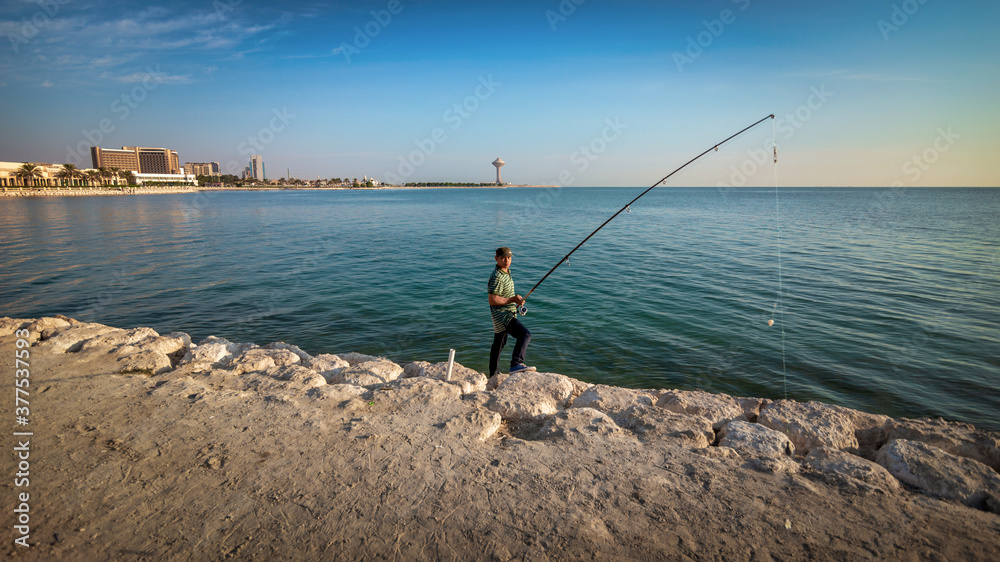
left=0, top=161, right=194, bottom=187
left=135, top=172, right=197, bottom=186
left=90, top=147, right=139, bottom=172
left=492, top=157, right=505, bottom=185
left=184, top=162, right=219, bottom=177
left=250, top=155, right=265, bottom=181
left=0, top=161, right=87, bottom=187
left=90, top=146, right=181, bottom=174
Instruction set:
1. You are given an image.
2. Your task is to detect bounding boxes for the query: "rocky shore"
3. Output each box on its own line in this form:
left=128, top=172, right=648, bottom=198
left=2, top=315, right=998, bottom=560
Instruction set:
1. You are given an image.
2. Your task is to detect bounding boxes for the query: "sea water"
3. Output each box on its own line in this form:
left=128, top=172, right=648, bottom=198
left=1, top=187, right=997, bottom=429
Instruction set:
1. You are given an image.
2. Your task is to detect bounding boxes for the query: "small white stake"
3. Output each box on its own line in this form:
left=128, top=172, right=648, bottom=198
left=446, top=349, right=455, bottom=381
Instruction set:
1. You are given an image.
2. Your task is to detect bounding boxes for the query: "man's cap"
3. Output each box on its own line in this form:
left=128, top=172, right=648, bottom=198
left=496, top=246, right=512, bottom=257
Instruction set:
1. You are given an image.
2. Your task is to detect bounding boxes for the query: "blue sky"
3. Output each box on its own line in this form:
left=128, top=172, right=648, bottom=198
left=1, top=0, right=997, bottom=186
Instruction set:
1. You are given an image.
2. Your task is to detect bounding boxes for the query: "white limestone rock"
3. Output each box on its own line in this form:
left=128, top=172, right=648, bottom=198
left=564, top=376, right=594, bottom=404
left=230, top=348, right=301, bottom=375
left=143, top=332, right=192, bottom=357
left=180, top=336, right=256, bottom=368
left=117, top=349, right=173, bottom=375
left=486, top=371, right=509, bottom=391
left=264, top=342, right=312, bottom=364
left=758, top=399, right=859, bottom=455
left=402, top=361, right=431, bottom=379
left=0, top=317, right=32, bottom=337
left=885, top=417, right=1000, bottom=472
left=825, top=404, right=893, bottom=456
left=736, top=397, right=768, bottom=423
left=181, top=343, right=234, bottom=367
left=329, top=359, right=403, bottom=387
left=570, top=384, right=656, bottom=419
left=25, top=316, right=72, bottom=341
left=719, top=420, right=795, bottom=459
left=309, top=354, right=351, bottom=381
left=411, top=361, right=488, bottom=394
left=0, top=318, right=27, bottom=335
left=656, top=389, right=747, bottom=431
left=536, top=408, right=626, bottom=442
left=373, top=377, right=464, bottom=410
left=805, top=447, right=899, bottom=494
left=619, top=404, right=715, bottom=448
left=267, top=365, right=327, bottom=388
left=876, top=439, right=1000, bottom=512
left=338, top=351, right=388, bottom=366
left=486, top=371, right=575, bottom=421
left=35, top=322, right=120, bottom=353
left=716, top=421, right=800, bottom=474
left=78, top=327, right=160, bottom=353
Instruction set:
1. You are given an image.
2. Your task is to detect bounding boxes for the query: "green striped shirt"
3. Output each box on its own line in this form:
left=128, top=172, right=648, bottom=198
left=488, top=267, right=516, bottom=333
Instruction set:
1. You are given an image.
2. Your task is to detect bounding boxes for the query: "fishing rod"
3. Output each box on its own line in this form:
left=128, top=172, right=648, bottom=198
left=517, top=113, right=775, bottom=316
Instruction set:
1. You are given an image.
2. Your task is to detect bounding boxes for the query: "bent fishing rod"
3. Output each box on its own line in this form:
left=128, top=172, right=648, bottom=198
left=517, top=113, right=775, bottom=316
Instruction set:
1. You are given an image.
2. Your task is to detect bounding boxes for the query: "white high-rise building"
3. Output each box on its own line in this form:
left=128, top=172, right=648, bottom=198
left=250, top=155, right=265, bottom=181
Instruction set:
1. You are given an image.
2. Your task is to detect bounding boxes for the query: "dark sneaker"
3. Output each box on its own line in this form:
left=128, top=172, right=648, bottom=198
left=509, top=364, right=536, bottom=374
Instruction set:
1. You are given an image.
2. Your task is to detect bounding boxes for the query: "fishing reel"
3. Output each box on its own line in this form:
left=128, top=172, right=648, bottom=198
left=518, top=305, right=528, bottom=316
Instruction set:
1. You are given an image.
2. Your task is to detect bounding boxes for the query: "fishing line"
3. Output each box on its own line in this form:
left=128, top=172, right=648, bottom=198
left=771, top=117, right=788, bottom=400
left=518, top=114, right=775, bottom=315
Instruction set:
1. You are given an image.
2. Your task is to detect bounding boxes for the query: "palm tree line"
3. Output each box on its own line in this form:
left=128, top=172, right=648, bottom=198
left=8, top=162, right=136, bottom=190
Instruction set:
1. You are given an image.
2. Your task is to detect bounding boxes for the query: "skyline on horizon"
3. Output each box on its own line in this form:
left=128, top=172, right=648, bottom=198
left=1, top=0, right=998, bottom=187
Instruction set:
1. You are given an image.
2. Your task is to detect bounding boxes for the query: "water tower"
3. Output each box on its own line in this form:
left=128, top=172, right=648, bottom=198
left=492, top=157, right=505, bottom=185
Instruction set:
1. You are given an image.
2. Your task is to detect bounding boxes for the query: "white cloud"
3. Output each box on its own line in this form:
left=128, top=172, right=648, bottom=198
left=0, top=6, right=282, bottom=86
left=40, top=80, right=53, bottom=87
left=105, top=70, right=193, bottom=85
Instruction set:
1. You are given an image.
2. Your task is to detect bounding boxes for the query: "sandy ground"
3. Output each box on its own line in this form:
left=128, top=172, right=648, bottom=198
left=2, top=329, right=999, bottom=561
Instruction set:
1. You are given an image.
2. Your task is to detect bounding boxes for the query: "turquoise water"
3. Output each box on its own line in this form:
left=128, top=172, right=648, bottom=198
left=1, top=187, right=998, bottom=429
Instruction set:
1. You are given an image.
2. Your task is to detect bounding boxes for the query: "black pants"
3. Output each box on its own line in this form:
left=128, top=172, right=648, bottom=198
left=489, top=317, right=531, bottom=377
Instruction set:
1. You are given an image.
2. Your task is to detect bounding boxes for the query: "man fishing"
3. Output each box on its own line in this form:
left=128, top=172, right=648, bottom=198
left=488, top=246, right=535, bottom=377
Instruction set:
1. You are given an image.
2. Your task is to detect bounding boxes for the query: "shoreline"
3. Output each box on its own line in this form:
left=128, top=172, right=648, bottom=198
left=0, top=185, right=558, bottom=198
left=2, top=314, right=998, bottom=558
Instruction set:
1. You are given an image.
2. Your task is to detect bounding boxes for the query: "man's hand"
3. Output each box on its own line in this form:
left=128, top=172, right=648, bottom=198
left=512, top=295, right=524, bottom=306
